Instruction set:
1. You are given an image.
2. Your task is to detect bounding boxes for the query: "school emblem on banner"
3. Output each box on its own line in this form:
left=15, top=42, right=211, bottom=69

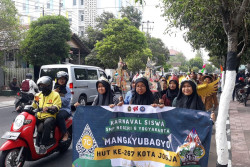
left=76, top=124, right=98, bottom=159
left=176, top=128, right=205, bottom=166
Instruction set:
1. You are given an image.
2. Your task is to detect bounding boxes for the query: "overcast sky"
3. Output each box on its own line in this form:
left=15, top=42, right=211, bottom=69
left=140, top=0, right=209, bottom=60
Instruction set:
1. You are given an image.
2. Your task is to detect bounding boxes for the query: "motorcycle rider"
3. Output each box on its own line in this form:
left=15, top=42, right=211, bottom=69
left=16, top=73, right=38, bottom=112
left=32, top=76, right=62, bottom=154
left=21, top=73, right=38, bottom=95
left=54, top=71, right=72, bottom=142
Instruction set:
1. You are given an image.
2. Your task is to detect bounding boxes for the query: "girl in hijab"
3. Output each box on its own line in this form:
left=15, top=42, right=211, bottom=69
left=162, top=76, right=179, bottom=106
left=92, top=77, right=121, bottom=107
left=172, top=79, right=205, bottom=111
left=130, top=77, right=155, bottom=105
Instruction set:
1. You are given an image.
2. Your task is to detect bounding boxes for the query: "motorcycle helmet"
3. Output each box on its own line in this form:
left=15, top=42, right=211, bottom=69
left=37, top=76, right=52, bottom=96
left=239, top=77, right=244, bottom=83
left=56, top=71, right=69, bottom=84
left=26, top=73, right=32, bottom=79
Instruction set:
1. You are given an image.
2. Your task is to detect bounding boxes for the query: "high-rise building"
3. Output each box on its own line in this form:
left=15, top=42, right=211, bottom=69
left=13, top=0, right=138, bottom=37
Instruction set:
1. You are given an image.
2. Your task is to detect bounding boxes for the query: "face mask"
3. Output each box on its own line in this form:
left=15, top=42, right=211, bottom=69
left=39, top=86, right=51, bottom=96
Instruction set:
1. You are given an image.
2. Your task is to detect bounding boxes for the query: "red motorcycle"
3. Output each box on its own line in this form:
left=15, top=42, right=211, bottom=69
left=0, top=105, right=72, bottom=167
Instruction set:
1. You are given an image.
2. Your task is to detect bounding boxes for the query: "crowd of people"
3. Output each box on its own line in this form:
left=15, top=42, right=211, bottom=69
left=9, top=70, right=243, bottom=155
left=76, top=71, right=220, bottom=125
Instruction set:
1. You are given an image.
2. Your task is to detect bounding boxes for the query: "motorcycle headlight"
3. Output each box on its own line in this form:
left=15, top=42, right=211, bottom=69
left=13, top=115, right=25, bottom=130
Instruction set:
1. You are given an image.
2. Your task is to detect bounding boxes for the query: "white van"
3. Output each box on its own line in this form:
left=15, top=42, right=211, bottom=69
left=39, top=64, right=108, bottom=105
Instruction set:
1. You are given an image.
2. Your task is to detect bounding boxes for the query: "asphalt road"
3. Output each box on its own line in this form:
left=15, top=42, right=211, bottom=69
left=0, top=100, right=217, bottom=167
left=0, top=106, right=72, bottom=167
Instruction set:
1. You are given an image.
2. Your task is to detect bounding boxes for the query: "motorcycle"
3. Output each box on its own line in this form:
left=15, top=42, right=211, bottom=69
left=235, top=79, right=246, bottom=102
left=243, top=84, right=250, bottom=106
left=14, top=92, right=34, bottom=113
left=0, top=105, right=72, bottom=167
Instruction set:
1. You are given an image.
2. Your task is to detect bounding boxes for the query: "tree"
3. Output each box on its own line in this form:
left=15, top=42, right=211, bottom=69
left=188, top=57, right=203, bottom=70
left=85, top=50, right=104, bottom=68
left=82, top=12, right=116, bottom=50
left=0, top=0, right=21, bottom=51
left=95, top=17, right=148, bottom=69
left=126, top=48, right=152, bottom=73
left=95, top=12, right=116, bottom=30
left=159, top=0, right=250, bottom=166
left=192, top=66, right=199, bottom=73
left=169, top=52, right=187, bottom=66
left=20, top=15, right=71, bottom=66
left=146, top=35, right=169, bottom=66
left=205, top=64, right=215, bottom=73
left=120, top=6, right=142, bottom=29
left=179, top=65, right=188, bottom=72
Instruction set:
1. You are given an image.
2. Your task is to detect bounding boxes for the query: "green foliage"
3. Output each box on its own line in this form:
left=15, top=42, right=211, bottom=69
left=146, top=35, right=169, bottom=66
left=192, top=66, right=199, bottom=73
left=163, top=63, right=172, bottom=72
left=169, top=53, right=187, bottom=66
left=205, top=64, right=215, bottom=73
left=161, top=0, right=249, bottom=67
left=120, top=6, right=142, bottom=29
left=0, top=0, right=21, bottom=51
left=81, top=12, right=115, bottom=53
left=179, top=65, right=189, bottom=72
left=81, top=26, right=105, bottom=50
left=95, top=12, right=116, bottom=30
left=95, top=18, right=148, bottom=69
left=209, top=56, right=221, bottom=69
left=20, top=15, right=71, bottom=66
left=188, top=57, right=203, bottom=69
left=85, top=50, right=104, bottom=68
left=126, top=48, right=152, bottom=73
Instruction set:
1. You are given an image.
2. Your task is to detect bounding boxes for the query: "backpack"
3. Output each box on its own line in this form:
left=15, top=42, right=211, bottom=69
left=21, top=80, right=30, bottom=92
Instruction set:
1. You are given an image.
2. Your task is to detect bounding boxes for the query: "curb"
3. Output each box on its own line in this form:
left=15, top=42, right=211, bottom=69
left=226, top=115, right=232, bottom=167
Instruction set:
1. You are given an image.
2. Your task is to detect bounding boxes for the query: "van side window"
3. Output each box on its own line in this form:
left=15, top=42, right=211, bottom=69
left=74, top=68, right=87, bottom=80
left=99, top=70, right=107, bottom=78
left=87, top=70, right=98, bottom=80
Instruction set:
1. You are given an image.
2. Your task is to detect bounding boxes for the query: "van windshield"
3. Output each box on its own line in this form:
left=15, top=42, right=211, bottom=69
left=40, top=68, right=68, bottom=80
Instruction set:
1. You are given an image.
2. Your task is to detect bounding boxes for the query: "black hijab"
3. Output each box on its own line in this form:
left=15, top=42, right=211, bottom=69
left=166, top=80, right=179, bottom=103
left=175, top=80, right=205, bottom=111
left=95, top=79, right=114, bottom=106
left=54, top=83, right=67, bottom=94
left=130, top=78, right=155, bottom=105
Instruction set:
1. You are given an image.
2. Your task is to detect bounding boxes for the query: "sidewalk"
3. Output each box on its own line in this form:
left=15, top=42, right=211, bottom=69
left=0, top=96, right=15, bottom=108
left=229, top=100, right=250, bottom=166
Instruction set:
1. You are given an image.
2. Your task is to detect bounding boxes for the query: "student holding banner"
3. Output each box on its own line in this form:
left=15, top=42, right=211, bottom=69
left=92, top=77, right=122, bottom=107
left=130, top=77, right=159, bottom=107
left=172, top=78, right=206, bottom=111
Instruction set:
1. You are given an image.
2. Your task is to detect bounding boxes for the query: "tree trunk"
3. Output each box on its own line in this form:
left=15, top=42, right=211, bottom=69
left=216, top=32, right=239, bottom=166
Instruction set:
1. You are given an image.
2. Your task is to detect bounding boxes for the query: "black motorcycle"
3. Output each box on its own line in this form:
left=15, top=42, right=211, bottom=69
left=243, top=85, right=250, bottom=106
left=14, top=92, right=34, bottom=112
left=235, top=82, right=246, bottom=102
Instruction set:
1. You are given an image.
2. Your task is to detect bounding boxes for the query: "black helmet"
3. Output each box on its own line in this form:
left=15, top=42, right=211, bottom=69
left=26, top=73, right=32, bottom=79
left=37, top=76, right=52, bottom=95
left=56, top=71, right=68, bottom=83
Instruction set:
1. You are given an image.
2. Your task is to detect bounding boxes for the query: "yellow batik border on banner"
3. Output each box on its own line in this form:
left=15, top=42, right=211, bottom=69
left=94, top=146, right=181, bottom=166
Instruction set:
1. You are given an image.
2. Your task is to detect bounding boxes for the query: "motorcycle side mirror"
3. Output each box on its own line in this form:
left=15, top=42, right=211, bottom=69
left=23, top=105, right=34, bottom=114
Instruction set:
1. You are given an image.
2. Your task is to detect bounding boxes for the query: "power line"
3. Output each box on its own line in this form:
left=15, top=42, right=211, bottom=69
left=142, top=20, right=154, bottom=34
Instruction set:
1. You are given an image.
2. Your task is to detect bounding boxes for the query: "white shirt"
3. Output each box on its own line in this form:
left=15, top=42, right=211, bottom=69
left=22, top=79, right=38, bottom=95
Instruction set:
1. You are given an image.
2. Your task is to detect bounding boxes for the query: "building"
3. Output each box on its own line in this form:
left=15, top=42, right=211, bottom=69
left=13, top=0, right=137, bottom=37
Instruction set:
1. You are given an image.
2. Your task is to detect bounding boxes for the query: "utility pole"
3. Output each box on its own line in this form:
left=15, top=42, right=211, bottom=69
left=59, top=0, right=61, bottom=15
left=41, top=5, right=44, bottom=16
left=142, top=20, right=154, bottom=34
